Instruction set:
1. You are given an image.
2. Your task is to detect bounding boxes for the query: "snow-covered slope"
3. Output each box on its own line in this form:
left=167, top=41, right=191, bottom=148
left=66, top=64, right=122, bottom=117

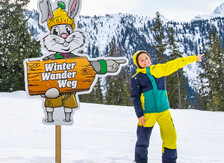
left=193, top=3, right=224, bottom=21
left=0, top=91, right=224, bottom=163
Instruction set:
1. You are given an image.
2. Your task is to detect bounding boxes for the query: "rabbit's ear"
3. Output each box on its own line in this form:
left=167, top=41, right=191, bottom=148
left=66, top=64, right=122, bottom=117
left=68, top=0, right=81, bottom=19
left=39, top=0, right=53, bottom=23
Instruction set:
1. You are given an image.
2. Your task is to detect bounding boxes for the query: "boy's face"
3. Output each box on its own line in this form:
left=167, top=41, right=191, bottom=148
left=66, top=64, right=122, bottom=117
left=138, top=53, right=151, bottom=68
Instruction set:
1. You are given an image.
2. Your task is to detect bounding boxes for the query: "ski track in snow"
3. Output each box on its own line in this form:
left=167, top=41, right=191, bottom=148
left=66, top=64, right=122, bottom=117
left=0, top=91, right=224, bottom=163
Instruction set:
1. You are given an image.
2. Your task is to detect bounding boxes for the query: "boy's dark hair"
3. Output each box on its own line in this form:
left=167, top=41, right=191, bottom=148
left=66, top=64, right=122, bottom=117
left=136, top=51, right=151, bottom=68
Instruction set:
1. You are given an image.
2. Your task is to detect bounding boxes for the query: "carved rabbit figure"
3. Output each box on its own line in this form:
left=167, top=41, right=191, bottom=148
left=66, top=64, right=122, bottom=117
left=38, top=0, right=127, bottom=124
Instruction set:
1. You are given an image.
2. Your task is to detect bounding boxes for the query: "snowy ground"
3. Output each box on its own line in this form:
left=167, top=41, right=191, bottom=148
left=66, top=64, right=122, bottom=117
left=0, top=91, right=224, bottom=163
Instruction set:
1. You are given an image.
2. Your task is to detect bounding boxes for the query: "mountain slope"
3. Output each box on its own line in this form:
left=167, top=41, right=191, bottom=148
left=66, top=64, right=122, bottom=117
left=193, top=3, right=224, bottom=21
left=25, top=4, right=224, bottom=107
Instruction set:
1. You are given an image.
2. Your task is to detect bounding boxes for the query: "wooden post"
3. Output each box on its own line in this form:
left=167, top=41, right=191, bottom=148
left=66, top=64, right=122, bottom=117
left=55, top=125, right=61, bottom=163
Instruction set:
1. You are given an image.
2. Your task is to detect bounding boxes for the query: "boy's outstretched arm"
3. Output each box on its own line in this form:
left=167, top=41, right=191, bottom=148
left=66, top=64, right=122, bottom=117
left=150, top=53, right=205, bottom=78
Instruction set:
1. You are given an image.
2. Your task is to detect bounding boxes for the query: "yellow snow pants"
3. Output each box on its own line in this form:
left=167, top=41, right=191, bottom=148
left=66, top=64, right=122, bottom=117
left=138, top=110, right=177, bottom=152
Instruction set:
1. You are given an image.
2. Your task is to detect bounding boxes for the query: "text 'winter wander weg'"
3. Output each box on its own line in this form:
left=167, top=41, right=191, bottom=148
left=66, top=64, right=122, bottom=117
left=42, top=62, right=77, bottom=89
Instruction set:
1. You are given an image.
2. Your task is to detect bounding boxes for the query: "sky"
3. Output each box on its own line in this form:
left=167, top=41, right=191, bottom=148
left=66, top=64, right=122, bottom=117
left=27, top=0, right=224, bottom=21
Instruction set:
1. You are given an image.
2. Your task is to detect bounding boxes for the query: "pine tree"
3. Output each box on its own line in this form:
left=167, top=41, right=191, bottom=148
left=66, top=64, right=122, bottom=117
left=94, top=78, right=104, bottom=104
left=0, top=0, right=40, bottom=92
left=207, top=27, right=224, bottom=111
left=105, top=37, right=132, bottom=106
left=199, top=45, right=212, bottom=110
left=199, top=26, right=224, bottom=111
left=106, top=75, right=121, bottom=105
left=79, top=78, right=104, bottom=104
left=106, top=69, right=132, bottom=106
left=151, top=11, right=167, bottom=64
left=166, top=27, right=188, bottom=109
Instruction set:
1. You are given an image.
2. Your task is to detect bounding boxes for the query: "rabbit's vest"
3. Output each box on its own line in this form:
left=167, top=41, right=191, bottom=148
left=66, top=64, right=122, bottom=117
left=55, top=53, right=76, bottom=59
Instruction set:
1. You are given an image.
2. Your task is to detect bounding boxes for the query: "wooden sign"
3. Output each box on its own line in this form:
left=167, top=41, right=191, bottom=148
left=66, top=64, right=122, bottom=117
left=25, top=57, right=96, bottom=95
left=24, top=0, right=127, bottom=127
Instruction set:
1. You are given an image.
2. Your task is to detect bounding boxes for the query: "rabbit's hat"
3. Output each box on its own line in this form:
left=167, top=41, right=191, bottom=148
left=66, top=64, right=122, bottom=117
left=47, top=2, right=75, bottom=30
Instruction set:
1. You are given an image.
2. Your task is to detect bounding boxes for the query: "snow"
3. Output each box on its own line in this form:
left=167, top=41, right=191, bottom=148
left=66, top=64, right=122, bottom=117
left=0, top=91, right=224, bottom=163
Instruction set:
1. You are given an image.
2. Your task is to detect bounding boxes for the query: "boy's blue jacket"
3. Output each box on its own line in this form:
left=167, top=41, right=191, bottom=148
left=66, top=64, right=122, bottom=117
left=130, top=51, right=197, bottom=119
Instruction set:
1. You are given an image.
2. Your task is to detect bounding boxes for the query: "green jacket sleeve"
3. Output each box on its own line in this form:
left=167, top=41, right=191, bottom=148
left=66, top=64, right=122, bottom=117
left=150, top=55, right=197, bottom=78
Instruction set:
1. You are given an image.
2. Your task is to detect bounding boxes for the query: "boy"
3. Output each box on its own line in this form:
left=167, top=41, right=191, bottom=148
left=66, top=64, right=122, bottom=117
left=130, top=50, right=204, bottom=163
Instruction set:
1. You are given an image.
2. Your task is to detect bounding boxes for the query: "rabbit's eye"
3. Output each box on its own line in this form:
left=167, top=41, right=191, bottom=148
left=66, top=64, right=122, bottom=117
left=66, top=26, right=72, bottom=35
left=53, top=28, right=59, bottom=35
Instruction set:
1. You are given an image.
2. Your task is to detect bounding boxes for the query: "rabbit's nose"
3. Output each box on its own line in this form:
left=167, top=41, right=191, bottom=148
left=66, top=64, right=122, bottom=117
left=61, top=33, right=68, bottom=39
